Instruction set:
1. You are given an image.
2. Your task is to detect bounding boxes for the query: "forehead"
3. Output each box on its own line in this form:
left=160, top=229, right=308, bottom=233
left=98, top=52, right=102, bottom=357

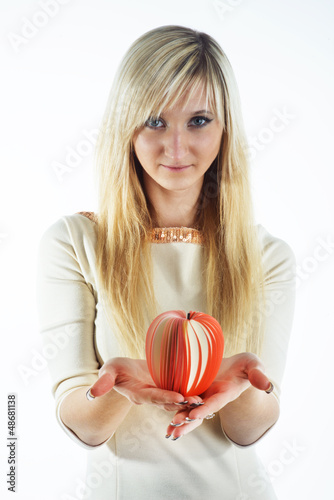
left=160, top=80, right=214, bottom=115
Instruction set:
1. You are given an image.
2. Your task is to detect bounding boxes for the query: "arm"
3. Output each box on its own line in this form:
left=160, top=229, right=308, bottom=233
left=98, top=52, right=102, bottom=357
left=73, top=357, right=205, bottom=446
left=59, top=387, right=133, bottom=447
left=165, top=352, right=278, bottom=443
left=59, top=356, right=205, bottom=447
left=218, top=382, right=279, bottom=446
left=220, top=231, right=297, bottom=445
left=193, top=353, right=280, bottom=446
left=219, top=233, right=297, bottom=446
left=36, top=215, right=130, bottom=449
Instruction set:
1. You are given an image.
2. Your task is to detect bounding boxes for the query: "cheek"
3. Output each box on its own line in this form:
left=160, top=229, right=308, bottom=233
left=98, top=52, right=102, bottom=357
left=196, top=134, right=222, bottom=159
left=134, top=134, right=159, bottom=162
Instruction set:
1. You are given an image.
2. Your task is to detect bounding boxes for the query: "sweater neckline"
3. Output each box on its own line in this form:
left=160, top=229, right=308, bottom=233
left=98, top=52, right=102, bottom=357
left=150, top=227, right=204, bottom=244
left=75, top=212, right=204, bottom=244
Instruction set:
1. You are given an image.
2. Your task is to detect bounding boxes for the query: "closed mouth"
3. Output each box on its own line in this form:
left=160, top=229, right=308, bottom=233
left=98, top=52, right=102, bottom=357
left=162, top=164, right=192, bottom=171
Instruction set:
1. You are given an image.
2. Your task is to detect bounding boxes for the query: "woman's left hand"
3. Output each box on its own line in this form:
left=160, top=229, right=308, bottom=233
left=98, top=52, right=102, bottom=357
left=165, top=352, right=273, bottom=439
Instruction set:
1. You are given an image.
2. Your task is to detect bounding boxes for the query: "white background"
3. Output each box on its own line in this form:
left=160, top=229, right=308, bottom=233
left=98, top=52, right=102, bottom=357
left=0, top=0, right=333, bottom=499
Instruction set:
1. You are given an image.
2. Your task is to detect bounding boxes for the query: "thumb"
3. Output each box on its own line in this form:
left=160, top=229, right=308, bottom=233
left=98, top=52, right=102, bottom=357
left=248, top=367, right=274, bottom=393
left=88, top=372, right=116, bottom=398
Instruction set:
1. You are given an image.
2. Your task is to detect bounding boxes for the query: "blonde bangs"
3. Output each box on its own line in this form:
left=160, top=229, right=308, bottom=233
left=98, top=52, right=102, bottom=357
left=110, top=32, right=226, bottom=137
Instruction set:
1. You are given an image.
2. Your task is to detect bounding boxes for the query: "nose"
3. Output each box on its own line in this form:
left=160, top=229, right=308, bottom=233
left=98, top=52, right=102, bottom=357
left=163, top=127, right=189, bottom=162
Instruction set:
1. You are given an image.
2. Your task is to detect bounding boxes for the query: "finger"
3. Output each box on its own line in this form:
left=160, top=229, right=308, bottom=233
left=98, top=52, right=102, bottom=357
left=166, top=412, right=203, bottom=440
left=168, top=408, right=191, bottom=427
left=128, top=386, right=191, bottom=408
left=163, top=394, right=204, bottom=412
left=89, top=372, right=115, bottom=398
left=247, top=367, right=273, bottom=392
left=163, top=399, right=203, bottom=412
left=171, top=395, right=202, bottom=406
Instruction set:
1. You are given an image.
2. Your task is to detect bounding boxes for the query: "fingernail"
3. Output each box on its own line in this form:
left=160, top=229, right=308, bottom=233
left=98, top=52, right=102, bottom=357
left=86, top=388, right=95, bottom=401
left=171, top=436, right=183, bottom=441
left=165, top=434, right=171, bottom=439
left=204, top=413, right=215, bottom=420
left=170, top=422, right=183, bottom=427
left=175, top=401, right=189, bottom=405
left=190, top=402, right=204, bottom=407
left=265, top=382, right=274, bottom=394
left=185, top=417, right=196, bottom=422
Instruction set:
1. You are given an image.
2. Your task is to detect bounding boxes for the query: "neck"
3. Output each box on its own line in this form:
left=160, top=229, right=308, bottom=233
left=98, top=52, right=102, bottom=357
left=145, top=184, right=201, bottom=229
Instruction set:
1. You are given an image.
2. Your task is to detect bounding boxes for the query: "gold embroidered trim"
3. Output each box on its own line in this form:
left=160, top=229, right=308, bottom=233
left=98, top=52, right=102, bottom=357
left=150, top=227, right=204, bottom=244
left=76, top=212, right=204, bottom=244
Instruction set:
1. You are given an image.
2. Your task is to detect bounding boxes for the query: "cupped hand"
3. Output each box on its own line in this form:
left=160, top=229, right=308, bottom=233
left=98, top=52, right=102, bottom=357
left=87, top=357, right=203, bottom=411
left=165, top=352, right=273, bottom=439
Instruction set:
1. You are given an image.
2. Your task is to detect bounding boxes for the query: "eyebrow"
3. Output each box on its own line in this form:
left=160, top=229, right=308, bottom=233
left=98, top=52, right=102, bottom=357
left=191, top=110, right=214, bottom=115
left=159, top=109, right=215, bottom=117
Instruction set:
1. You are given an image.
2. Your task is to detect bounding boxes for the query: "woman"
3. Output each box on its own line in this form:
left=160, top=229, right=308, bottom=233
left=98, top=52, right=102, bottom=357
left=36, top=25, right=296, bottom=499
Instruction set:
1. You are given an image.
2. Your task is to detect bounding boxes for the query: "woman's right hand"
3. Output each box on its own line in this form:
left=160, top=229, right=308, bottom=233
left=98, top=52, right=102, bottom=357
left=87, top=357, right=203, bottom=411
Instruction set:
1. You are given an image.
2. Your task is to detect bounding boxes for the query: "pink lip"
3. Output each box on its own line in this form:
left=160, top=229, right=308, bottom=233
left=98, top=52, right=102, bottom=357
left=161, top=164, right=192, bottom=171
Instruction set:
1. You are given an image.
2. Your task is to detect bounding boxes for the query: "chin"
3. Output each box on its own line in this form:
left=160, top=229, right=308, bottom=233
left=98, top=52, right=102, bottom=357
left=162, top=181, right=195, bottom=192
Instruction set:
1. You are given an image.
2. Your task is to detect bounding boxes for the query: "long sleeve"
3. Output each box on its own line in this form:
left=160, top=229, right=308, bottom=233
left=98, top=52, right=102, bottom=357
left=259, top=224, right=297, bottom=403
left=36, top=215, right=101, bottom=448
left=220, top=225, right=296, bottom=448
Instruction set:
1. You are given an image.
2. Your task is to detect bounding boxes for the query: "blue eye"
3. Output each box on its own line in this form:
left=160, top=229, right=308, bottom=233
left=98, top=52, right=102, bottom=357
left=145, top=118, right=164, bottom=128
left=191, top=116, right=213, bottom=127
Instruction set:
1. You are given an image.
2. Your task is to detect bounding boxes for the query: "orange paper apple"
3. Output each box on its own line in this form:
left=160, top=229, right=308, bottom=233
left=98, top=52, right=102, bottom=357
left=145, top=310, right=224, bottom=396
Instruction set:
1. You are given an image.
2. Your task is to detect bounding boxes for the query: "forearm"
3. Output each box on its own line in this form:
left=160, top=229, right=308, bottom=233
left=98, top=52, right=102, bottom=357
left=60, top=386, right=133, bottom=446
left=219, top=386, right=279, bottom=446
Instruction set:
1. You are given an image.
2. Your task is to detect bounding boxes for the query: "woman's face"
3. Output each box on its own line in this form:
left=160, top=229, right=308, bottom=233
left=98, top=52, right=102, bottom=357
left=132, top=82, right=223, bottom=199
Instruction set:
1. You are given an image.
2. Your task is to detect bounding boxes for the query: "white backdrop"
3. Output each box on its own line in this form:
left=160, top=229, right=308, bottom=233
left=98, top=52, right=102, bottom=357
left=0, top=0, right=333, bottom=499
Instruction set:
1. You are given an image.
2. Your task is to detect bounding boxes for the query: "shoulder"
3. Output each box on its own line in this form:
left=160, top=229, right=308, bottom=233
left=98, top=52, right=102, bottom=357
left=255, top=224, right=296, bottom=283
left=38, top=211, right=98, bottom=251
left=75, top=211, right=98, bottom=224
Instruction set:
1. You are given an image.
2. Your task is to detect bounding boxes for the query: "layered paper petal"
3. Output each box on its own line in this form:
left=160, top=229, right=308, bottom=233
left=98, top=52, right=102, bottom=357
left=145, top=310, right=224, bottom=396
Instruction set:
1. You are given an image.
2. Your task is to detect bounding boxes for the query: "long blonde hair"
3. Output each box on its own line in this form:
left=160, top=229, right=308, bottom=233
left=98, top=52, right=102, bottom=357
left=93, top=25, right=265, bottom=359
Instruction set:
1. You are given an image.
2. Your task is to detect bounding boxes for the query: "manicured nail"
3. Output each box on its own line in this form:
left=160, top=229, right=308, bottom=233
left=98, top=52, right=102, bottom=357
left=170, top=422, right=183, bottom=427
left=86, top=389, right=95, bottom=401
left=171, top=436, right=183, bottom=441
left=190, top=402, right=204, bottom=407
left=204, top=413, right=215, bottom=420
left=265, top=382, right=274, bottom=394
left=175, top=401, right=189, bottom=405
left=165, top=434, right=171, bottom=439
left=185, top=417, right=197, bottom=422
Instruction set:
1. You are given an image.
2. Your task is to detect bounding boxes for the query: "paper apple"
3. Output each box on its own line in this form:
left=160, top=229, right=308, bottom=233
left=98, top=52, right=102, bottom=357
left=145, top=310, right=224, bottom=396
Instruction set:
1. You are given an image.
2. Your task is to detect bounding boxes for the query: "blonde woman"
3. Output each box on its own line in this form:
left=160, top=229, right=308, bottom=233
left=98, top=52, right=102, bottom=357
left=37, top=25, right=296, bottom=499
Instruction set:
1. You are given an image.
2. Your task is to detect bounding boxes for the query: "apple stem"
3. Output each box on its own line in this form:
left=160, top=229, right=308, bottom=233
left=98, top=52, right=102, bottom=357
left=187, top=312, right=190, bottom=320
